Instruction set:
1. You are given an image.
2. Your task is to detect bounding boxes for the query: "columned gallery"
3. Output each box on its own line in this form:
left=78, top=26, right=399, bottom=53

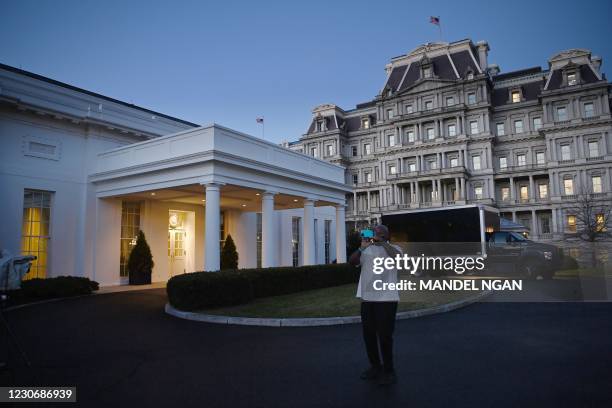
left=0, top=63, right=348, bottom=286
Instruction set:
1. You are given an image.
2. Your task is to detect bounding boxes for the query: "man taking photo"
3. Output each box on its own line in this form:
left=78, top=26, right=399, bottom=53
left=349, top=224, right=402, bottom=386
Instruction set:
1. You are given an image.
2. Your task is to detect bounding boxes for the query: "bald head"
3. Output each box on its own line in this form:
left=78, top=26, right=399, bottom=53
left=373, top=224, right=389, bottom=241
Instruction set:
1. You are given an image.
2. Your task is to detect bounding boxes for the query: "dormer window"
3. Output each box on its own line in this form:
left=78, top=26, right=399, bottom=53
left=567, top=72, right=577, bottom=86
left=316, top=121, right=323, bottom=132
left=423, top=66, right=432, bottom=78
left=361, top=117, right=370, bottom=129
left=466, top=69, right=474, bottom=80
left=511, top=90, right=521, bottom=103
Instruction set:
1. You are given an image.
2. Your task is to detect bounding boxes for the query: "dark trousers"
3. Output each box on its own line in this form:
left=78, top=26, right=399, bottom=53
left=360, top=301, right=398, bottom=372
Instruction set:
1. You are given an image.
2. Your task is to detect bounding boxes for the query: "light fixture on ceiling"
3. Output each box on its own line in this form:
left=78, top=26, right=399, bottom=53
left=255, top=193, right=260, bottom=196
left=151, top=192, right=156, bottom=196
left=241, top=204, right=247, bottom=207
left=293, top=199, right=299, bottom=202
left=201, top=199, right=206, bottom=202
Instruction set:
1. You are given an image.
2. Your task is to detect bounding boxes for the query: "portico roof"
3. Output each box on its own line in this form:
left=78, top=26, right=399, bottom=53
left=89, top=124, right=350, bottom=206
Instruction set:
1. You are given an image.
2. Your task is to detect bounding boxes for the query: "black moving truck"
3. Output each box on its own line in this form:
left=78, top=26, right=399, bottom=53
left=381, top=205, right=562, bottom=279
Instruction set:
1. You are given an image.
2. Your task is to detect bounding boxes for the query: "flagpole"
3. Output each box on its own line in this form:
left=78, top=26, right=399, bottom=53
left=262, top=116, right=265, bottom=140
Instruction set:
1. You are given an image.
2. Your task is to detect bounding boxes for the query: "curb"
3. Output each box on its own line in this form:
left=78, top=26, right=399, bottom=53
left=164, top=290, right=493, bottom=327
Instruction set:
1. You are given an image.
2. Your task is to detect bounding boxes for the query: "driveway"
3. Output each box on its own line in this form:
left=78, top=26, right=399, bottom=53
left=2, top=289, right=611, bottom=407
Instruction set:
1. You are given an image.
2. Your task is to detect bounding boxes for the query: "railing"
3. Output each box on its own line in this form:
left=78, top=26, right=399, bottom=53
left=387, top=165, right=468, bottom=180
left=586, top=156, right=604, bottom=162
left=558, top=159, right=575, bottom=164
left=495, top=163, right=547, bottom=173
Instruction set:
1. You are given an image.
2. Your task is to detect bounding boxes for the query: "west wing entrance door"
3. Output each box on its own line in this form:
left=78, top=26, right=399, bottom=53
left=168, top=211, right=189, bottom=277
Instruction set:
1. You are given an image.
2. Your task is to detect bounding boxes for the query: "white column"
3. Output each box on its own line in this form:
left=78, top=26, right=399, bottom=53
left=303, top=199, right=316, bottom=265
left=335, top=205, right=347, bottom=263
left=531, top=210, right=538, bottom=238
left=551, top=208, right=558, bottom=233
left=261, top=192, right=276, bottom=268
left=204, top=183, right=221, bottom=272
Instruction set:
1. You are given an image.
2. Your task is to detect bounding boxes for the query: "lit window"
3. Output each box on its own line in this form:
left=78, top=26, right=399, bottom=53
left=470, top=120, right=479, bottom=134
left=514, top=120, right=524, bottom=133
left=406, top=130, right=415, bottom=142
left=501, top=187, right=510, bottom=201
left=533, top=117, right=542, bottom=130
left=389, top=165, right=397, bottom=175
left=592, top=176, right=602, bottom=193
left=596, top=214, right=606, bottom=232
left=567, top=215, right=576, bottom=232
left=447, top=124, right=456, bottom=137
left=584, top=102, right=594, bottom=118
left=472, top=155, right=481, bottom=170
left=588, top=141, right=599, bottom=157
left=539, top=184, right=548, bottom=199
left=474, top=186, right=483, bottom=199
left=511, top=91, right=521, bottom=103
left=561, top=144, right=571, bottom=160
left=467, top=92, right=476, bottom=104
left=292, top=217, right=301, bottom=266
left=351, top=145, right=358, bottom=157
left=564, top=178, right=574, bottom=195
left=446, top=96, right=455, bottom=106
left=499, top=157, right=507, bottom=169
left=387, top=109, right=394, bottom=119
left=449, top=157, right=458, bottom=167
left=426, top=128, right=435, bottom=140
left=425, top=100, right=433, bottom=110
left=536, top=152, right=545, bottom=165
left=557, top=106, right=568, bottom=121
left=22, top=189, right=53, bottom=279
left=496, top=123, right=505, bottom=136
left=567, top=73, right=577, bottom=86
left=364, top=143, right=372, bottom=155
left=365, top=172, right=372, bottom=183
left=409, top=162, right=417, bottom=172
left=520, top=186, right=529, bottom=201
left=362, top=118, right=370, bottom=129
left=517, top=154, right=526, bottom=167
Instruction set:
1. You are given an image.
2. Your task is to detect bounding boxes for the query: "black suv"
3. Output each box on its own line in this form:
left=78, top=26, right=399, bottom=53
left=485, top=231, right=563, bottom=279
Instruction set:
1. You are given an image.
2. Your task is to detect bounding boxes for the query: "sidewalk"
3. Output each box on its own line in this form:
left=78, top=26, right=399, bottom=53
left=96, top=282, right=166, bottom=295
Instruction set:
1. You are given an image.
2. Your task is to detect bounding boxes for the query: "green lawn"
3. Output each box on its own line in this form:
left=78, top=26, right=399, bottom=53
left=201, top=281, right=480, bottom=318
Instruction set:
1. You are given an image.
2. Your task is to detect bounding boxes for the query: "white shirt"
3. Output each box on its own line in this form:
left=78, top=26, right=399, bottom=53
left=356, top=243, right=402, bottom=302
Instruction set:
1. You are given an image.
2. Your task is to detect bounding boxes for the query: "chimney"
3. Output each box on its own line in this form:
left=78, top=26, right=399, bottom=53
left=487, top=64, right=500, bottom=76
left=592, top=56, right=602, bottom=73
left=475, top=40, right=489, bottom=72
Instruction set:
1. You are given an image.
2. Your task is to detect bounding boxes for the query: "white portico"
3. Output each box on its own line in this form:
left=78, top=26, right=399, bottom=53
left=89, top=124, right=349, bottom=284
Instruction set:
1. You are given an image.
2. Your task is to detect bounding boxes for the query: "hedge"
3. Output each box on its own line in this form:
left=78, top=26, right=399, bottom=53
left=20, top=276, right=99, bottom=299
left=166, top=263, right=359, bottom=311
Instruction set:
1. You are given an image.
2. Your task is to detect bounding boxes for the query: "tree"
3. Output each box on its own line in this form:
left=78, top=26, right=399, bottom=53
left=128, top=231, right=154, bottom=285
left=220, top=234, right=239, bottom=270
left=568, top=187, right=612, bottom=242
left=346, top=229, right=361, bottom=260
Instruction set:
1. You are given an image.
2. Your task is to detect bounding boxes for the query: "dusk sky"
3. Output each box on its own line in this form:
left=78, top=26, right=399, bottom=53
left=3, top=0, right=611, bottom=143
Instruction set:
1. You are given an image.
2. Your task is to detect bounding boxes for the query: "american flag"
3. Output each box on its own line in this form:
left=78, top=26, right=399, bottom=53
left=430, top=16, right=440, bottom=25
left=256, top=117, right=264, bottom=123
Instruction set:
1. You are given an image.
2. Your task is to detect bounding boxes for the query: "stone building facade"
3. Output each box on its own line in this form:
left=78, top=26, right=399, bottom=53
left=287, top=39, right=612, bottom=241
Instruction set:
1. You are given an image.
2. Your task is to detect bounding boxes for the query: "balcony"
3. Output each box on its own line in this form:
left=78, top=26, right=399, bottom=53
left=387, top=165, right=468, bottom=181
left=495, top=163, right=547, bottom=174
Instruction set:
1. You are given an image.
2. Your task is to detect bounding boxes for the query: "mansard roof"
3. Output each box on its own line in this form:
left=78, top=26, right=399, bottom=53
left=492, top=80, right=543, bottom=107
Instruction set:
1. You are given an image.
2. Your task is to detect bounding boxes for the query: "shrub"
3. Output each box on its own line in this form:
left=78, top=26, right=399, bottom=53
left=167, top=263, right=359, bottom=311
left=128, top=231, right=154, bottom=285
left=561, top=255, right=579, bottom=270
left=220, top=234, right=239, bottom=270
left=20, top=276, right=99, bottom=299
